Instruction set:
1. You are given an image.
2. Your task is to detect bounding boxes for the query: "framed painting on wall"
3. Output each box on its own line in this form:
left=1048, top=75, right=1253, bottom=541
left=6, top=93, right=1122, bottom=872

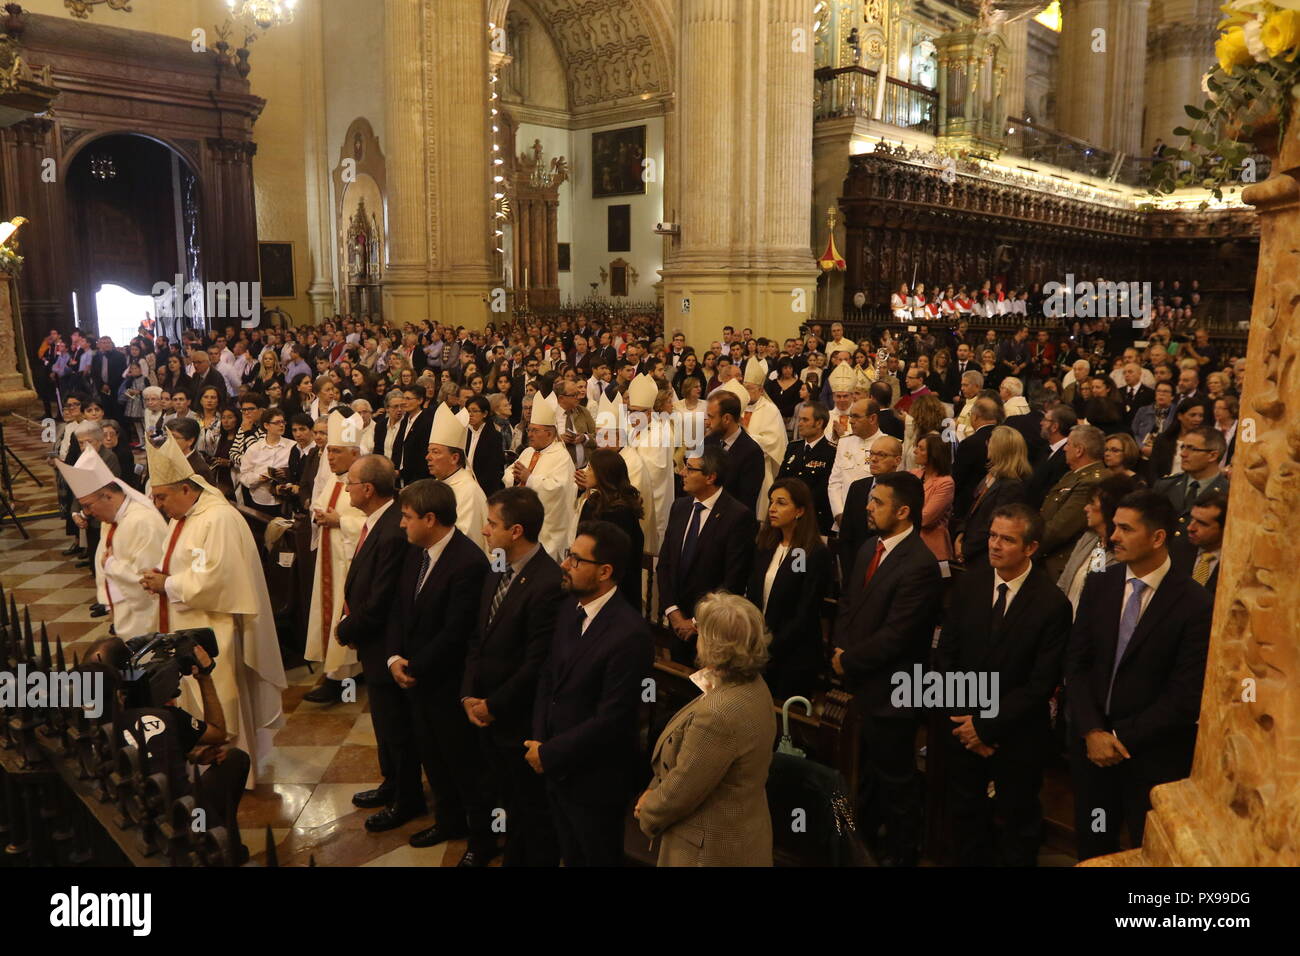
left=608, top=205, right=631, bottom=252
left=592, top=125, right=647, bottom=198
left=258, top=242, right=296, bottom=299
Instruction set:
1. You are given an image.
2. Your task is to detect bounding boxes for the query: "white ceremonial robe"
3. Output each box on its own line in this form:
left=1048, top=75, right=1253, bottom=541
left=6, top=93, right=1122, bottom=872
left=504, top=440, right=574, bottom=563
left=743, top=396, right=788, bottom=515
left=99, top=497, right=168, bottom=640
left=305, top=473, right=366, bottom=678
left=628, top=416, right=673, bottom=553
left=828, top=431, right=884, bottom=529
left=444, top=466, right=490, bottom=554
left=358, top=420, right=375, bottom=455
left=824, top=406, right=851, bottom=445
left=161, top=492, right=288, bottom=787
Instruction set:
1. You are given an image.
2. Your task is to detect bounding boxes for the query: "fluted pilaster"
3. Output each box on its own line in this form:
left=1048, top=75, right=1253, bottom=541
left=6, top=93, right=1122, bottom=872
left=382, top=0, right=430, bottom=300
left=1105, top=0, right=1149, bottom=156
left=1058, top=0, right=1110, bottom=147
left=301, top=0, right=337, bottom=320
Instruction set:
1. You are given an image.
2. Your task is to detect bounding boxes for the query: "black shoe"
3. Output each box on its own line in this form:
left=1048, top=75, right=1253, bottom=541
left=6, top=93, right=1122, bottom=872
left=89, top=604, right=109, bottom=618
left=302, top=679, right=343, bottom=703
left=352, top=788, right=394, bottom=809
left=364, top=806, right=421, bottom=833
left=409, top=825, right=467, bottom=849
left=62, top=543, right=82, bottom=556
left=457, top=847, right=499, bottom=868
left=75, top=558, right=92, bottom=568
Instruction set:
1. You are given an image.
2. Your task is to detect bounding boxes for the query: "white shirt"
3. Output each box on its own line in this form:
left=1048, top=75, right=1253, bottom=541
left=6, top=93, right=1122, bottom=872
left=762, top=542, right=790, bottom=613
left=361, top=497, right=394, bottom=538
left=577, top=585, right=619, bottom=635
left=1122, top=554, right=1173, bottom=624
left=238, top=437, right=292, bottom=505
left=663, top=487, right=724, bottom=620
left=878, top=523, right=913, bottom=559
left=991, top=562, right=1032, bottom=608
left=1049, top=436, right=1068, bottom=456
left=388, top=528, right=456, bottom=668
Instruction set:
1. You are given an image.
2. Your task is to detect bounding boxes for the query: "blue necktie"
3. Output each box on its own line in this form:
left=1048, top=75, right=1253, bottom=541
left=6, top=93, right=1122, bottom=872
left=1106, top=578, right=1148, bottom=713
left=415, top=548, right=431, bottom=597
left=679, top=501, right=706, bottom=580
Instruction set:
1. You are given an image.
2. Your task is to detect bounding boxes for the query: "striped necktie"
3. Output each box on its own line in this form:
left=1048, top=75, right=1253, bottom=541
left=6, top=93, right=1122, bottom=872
left=1192, top=552, right=1214, bottom=586
left=488, top=566, right=515, bottom=628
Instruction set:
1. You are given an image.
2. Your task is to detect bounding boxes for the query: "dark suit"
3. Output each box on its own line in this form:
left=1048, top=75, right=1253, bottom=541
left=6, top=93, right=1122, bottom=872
left=958, top=477, right=1028, bottom=567
left=656, top=490, right=755, bottom=664
left=387, top=531, right=493, bottom=853
left=1065, top=562, right=1211, bottom=860
left=1005, top=411, right=1048, bottom=467
left=877, top=408, right=905, bottom=441
left=836, top=473, right=876, bottom=582
left=89, top=349, right=128, bottom=417
left=1026, top=442, right=1067, bottom=510
left=335, top=502, right=419, bottom=812
left=398, top=407, right=434, bottom=485
left=295, top=447, right=322, bottom=513
left=704, top=429, right=765, bottom=516
left=1153, top=470, right=1229, bottom=566
left=936, top=565, right=1072, bottom=866
left=952, top=424, right=995, bottom=518
left=1119, top=384, right=1155, bottom=430
left=461, top=546, right=563, bottom=866
left=832, top=529, right=941, bottom=865
left=533, top=593, right=653, bottom=866
left=746, top=543, right=830, bottom=701
left=467, top=420, right=505, bottom=496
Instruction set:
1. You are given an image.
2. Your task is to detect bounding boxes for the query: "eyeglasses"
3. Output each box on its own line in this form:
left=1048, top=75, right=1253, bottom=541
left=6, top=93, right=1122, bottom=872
left=1180, top=445, right=1211, bottom=454
left=561, top=549, right=602, bottom=566
left=867, top=451, right=900, bottom=460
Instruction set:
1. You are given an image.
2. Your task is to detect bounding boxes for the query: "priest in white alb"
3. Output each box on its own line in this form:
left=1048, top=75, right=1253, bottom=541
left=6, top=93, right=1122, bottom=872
left=138, top=433, right=287, bottom=786
left=425, top=401, right=490, bottom=553
left=503, top=396, right=574, bottom=562
left=587, top=390, right=658, bottom=558
left=624, top=373, right=672, bottom=554
left=57, top=453, right=168, bottom=641
left=303, top=411, right=367, bottom=704
left=738, top=361, right=789, bottom=512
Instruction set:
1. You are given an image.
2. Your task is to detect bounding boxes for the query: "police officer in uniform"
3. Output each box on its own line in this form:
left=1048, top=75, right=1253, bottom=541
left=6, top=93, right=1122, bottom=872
left=778, top=401, right=835, bottom=537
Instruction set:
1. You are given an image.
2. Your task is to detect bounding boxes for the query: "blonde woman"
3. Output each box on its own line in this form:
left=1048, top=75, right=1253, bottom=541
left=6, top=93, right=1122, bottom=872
left=635, top=591, right=776, bottom=866
left=954, top=425, right=1032, bottom=567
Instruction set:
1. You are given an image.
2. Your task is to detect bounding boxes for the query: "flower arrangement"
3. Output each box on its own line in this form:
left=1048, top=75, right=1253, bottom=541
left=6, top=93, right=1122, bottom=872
left=1149, top=0, right=1300, bottom=199
left=0, top=243, right=21, bottom=275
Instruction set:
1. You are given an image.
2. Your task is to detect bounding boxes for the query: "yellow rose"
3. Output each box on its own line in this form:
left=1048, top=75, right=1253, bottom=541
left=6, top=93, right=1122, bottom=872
left=1262, top=10, right=1300, bottom=61
left=1216, top=26, right=1254, bottom=73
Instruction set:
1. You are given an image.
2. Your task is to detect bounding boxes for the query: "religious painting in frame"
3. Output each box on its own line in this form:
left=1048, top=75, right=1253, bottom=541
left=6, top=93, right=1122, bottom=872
left=258, top=241, right=296, bottom=299
left=592, top=125, right=647, bottom=198
left=608, top=204, right=631, bottom=253
left=558, top=242, right=571, bottom=272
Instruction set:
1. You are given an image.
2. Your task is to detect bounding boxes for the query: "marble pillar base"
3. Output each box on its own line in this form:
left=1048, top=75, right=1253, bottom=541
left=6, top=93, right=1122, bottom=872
left=660, top=265, right=821, bottom=346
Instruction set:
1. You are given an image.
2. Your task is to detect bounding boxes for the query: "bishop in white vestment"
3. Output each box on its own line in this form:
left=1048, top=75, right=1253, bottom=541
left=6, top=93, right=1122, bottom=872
left=426, top=402, right=490, bottom=554
left=503, top=398, right=575, bottom=562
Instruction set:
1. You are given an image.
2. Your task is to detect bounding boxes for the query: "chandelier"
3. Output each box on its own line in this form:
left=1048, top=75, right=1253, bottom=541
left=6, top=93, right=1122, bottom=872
left=89, top=153, right=117, bottom=182
left=225, top=0, right=296, bottom=31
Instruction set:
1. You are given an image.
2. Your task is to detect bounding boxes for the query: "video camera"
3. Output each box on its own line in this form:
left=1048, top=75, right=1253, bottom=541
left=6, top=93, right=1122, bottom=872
left=121, top=628, right=219, bottom=709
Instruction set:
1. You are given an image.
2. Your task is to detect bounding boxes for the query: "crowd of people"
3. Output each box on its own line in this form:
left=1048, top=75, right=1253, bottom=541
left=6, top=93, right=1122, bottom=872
left=39, top=301, right=1238, bottom=866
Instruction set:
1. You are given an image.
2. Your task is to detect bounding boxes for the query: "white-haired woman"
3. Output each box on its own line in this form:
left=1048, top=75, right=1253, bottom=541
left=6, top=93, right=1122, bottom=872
left=635, top=591, right=776, bottom=866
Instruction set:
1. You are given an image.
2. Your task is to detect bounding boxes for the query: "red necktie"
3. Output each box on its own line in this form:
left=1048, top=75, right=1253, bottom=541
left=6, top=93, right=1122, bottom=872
left=341, top=521, right=369, bottom=619
left=863, top=540, right=886, bottom=587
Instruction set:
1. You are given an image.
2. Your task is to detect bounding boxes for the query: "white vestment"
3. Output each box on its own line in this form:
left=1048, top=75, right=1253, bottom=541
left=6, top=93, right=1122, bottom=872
left=99, top=498, right=169, bottom=640
left=444, top=466, right=490, bottom=554
left=744, top=395, right=788, bottom=515
left=629, top=417, right=673, bottom=553
left=161, top=492, right=288, bottom=786
left=504, top=441, right=574, bottom=562
left=305, top=472, right=366, bottom=678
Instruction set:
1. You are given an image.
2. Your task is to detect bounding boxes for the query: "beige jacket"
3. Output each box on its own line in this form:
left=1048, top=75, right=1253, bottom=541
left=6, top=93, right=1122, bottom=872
left=638, top=676, right=776, bottom=867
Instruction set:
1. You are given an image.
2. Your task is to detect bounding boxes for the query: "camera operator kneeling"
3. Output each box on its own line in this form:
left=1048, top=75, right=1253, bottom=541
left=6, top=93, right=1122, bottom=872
left=85, top=634, right=251, bottom=864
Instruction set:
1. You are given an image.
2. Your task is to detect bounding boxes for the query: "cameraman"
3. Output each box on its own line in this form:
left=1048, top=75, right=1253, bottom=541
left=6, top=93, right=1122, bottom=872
left=86, top=637, right=251, bottom=864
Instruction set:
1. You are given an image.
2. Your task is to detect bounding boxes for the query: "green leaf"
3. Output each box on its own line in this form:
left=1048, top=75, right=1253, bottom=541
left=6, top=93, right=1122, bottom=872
left=1172, top=126, right=1191, bottom=137
left=1185, top=104, right=1206, bottom=120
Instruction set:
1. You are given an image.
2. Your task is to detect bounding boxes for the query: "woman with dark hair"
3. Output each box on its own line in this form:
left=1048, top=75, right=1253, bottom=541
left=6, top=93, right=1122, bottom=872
left=194, top=384, right=225, bottom=457
left=575, top=448, right=646, bottom=607
left=207, top=405, right=241, bottom=497
left=766, top=357, right=803, bottom=435
left=672, top=352, right=706, bottom=396
left=157, top=353, right=192, bottom=397
left=1057, top=474, right=1140, bottom=615
left=1085, top=375, right=1124, bottom=433
left=745, top=477, right=831, bottom=701
left=1104, top=432, right=1142, bottom=480
left=283, top=372, right=313, bottom=420
left=342, top=366, right=373, bottom=406
left=1150, top=395, right=1212, bottom=479
left=910, top=433, right=954, bottom=562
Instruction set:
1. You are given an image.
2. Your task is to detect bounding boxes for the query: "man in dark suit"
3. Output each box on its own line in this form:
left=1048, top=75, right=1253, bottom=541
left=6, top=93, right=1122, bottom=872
left=657, top=445, right=755, bottom=666
left=386, top=479, right=495, bottom=864
left=462, top=488, right=562, bottom=866
left=1180, top=491, right=1225, bottom=602
left=527, top=520, right=653, bottom=866
left=836, top=435, right=902, bottom=581
left=1132, top=381, right=1178, bottom=449
left=831, top=471, right=942, bottom=866
left=702, top=390, right=765, bottom=515
left=1118, top=364, right=1155, bottom=431
left=332, top=456, right=422, bottom=829
left=778, top=402, right=835, bottom=536
left=952, top=396, right=1002, bottom=519
left=186, top=349, right=227, bottom=399
left=509, top=356, right=541, bottom=413
left=397, top=386, right=435, bottom=486
left=464, top=395, right=505, bottom=495
left=1065, top=491, right=1211, bottom=861
left=937, top=504, right=1072, bottom=866
left=1152, top=426, right=1229, bottom=564
left=869, top=381, right=905, bottom=441
left=90, top=337, right=129, bottom=420
left=1026, top=404, right=1076, bottom=508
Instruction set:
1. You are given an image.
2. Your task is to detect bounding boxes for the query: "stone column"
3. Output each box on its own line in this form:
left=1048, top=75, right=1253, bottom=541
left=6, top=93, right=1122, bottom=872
left=1144, top=21, right=1217, bottom=152
left=661, top=0, right=817, bottom=345
left=5, top=118, right=68, bottom=342
left=301, top=0, right=337, bottom=322
left=381, top=0, right=432, bottom=323
left=1057, top=0, right=1110, bottom=148
left=999, top=18, right=1027, bottom=149
left=1104, top=0, right=1149, bottom=156
left=1088, top=119, right=1300, bottom=869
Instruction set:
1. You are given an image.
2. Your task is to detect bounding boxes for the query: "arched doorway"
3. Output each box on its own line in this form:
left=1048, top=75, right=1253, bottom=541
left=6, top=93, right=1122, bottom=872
left=65, top=133, right=203, bottom=345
